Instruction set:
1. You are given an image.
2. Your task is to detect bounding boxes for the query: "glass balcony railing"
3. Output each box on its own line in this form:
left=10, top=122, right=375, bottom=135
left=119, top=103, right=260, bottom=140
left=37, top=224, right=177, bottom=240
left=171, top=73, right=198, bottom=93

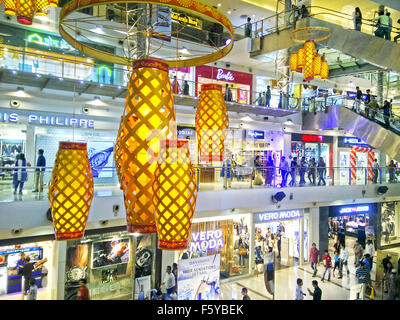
left=0, top=165, right=397, bottom=203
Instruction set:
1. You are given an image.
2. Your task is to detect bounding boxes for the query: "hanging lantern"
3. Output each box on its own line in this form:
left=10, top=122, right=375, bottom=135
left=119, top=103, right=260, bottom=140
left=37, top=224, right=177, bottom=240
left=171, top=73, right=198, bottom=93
left=16, top=0, right=35, bottom=25
left=48, top=0, right=57, bottom=7
left=296, top=46, right=305, bottom=72
left=303, top=40, right=315, bottom=81
left=195, top=84, right=228, bottom=163
left=118, top=58, right=176, bottom=234
left=289, top=52, right=298, bottom=73
left=313, top=54, right=322, bottom=78
left=4, top=0, right=16, bottom=15
left=48, top=142, right=94, bottom=240
left=35, top=0, right=49, bottom=16
left=152, top=139, right=198, bottom=250
left=320, top=60, right=329, bottom=80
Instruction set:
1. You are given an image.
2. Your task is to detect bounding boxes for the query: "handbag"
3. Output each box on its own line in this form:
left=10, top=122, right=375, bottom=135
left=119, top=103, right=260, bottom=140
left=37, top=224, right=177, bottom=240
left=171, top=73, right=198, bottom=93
left=240, top=247, right=247, bottom=255
left=254, top=173, right=264, bottom=185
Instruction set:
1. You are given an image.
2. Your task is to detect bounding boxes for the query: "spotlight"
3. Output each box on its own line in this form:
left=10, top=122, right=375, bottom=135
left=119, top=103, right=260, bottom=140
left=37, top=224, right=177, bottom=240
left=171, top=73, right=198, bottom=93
left=377, top=186, right=388, bottom=195
left=272, top=191, right=286, bottom=203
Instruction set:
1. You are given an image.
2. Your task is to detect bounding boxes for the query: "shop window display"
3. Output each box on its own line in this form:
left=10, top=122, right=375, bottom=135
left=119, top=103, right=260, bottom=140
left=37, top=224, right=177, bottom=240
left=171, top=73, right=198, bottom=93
left=380, top=202, right=400, bottom=247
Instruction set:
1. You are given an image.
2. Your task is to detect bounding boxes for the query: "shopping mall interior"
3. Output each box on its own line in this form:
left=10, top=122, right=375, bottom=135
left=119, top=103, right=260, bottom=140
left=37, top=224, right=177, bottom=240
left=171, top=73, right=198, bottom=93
left=0, top=0, right=400, bottom=302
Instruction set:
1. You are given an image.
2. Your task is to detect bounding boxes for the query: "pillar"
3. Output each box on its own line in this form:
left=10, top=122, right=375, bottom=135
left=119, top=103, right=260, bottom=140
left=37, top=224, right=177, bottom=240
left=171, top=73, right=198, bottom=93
left=299, top=216, right=304, bottom=266
left=25, top=124, right=35, bottom=188
left=55, top=241, right=67, bottom=300
left=249, top=213, right=255, bottom=275
left=318, top=207, right=329, bottom=260
left=377, top=71, right=384, bottom=106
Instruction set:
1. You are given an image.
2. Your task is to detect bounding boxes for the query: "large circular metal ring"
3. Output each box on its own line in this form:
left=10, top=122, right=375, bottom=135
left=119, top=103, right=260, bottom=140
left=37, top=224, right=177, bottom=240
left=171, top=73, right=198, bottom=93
left=289, top=26, right=331, bottom=43
left=59, top=0, right=234, bottom=68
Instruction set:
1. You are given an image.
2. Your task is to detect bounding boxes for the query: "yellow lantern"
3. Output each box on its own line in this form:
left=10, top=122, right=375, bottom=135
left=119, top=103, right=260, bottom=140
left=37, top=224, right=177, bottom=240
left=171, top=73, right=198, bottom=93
left=152, top=139, right=198, bottom=250
left=321, top=60, right=329, bottom=80
left=296, top=46, right=305, bottom=72
left=119, top=58, right=176, bottom=234
left=289, top=52, right=298, bottom=73
left=35, top=0, right=49, bottom=16
left=4, top=0, right=16, bottom=15
left=48, top=0, right=57, bottom=7
left=16, top=0, right=35, bottom=25
left=314, top=54, right=322, bottom=78
left=304, top=40, right=315, bottom=81
left=48, top=142, right=94, bottom=240
left=195, top=84, right=229, bottom=163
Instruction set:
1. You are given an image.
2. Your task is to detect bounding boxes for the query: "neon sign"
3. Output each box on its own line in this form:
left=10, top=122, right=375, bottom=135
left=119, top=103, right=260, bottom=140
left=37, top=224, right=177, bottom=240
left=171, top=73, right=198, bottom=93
left=190, top=229, right=224, bottom=252
left=27, top=33, right=76, bottom=52
left=247, top=130, right=264, bottom=139
left=338, top=205, right=370, bottom=215
left=343, top=137, right=368, bottom=145
left=216, top=69, right=235, bottom=81
left=257, top=209, right=302, bottom=223
left=171, top=11, right=199, bottom=27
left=302, top=134, right=323, bottom=142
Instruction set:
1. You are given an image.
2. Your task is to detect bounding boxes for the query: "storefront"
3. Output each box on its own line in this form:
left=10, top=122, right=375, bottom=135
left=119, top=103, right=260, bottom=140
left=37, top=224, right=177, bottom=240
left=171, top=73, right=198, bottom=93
left=195, top=66, right=253, bottom=104
left=0, top=240, right=55, bottom=299
left=64, top=231, right=157, bottom=300
left=253, top=208, right=309, bottom=265
left=177, top=215, right=251, bottom=280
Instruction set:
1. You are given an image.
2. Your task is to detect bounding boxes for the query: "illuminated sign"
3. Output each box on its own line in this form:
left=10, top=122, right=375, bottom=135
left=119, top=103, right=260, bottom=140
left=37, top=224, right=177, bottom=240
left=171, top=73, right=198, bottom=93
left=247, top=130, right=265, bottom=140
left=190, top=229, right=224, bottom=252
left=338, top=205, right=370, bottom=215
left=257, top=209, right=302, bottom=223
left=0, top=112, right=94, bottom=128
left=0, top=246, right=41, bottom=255
left=171, top=11, right=199, bottom=27
left=302, top=134, right=324, bottom=142
left=343, top=137, right=368, bottom=145
left=27, top=33, right=76, bottom=52
left=216, top=69, right=235, bottom=81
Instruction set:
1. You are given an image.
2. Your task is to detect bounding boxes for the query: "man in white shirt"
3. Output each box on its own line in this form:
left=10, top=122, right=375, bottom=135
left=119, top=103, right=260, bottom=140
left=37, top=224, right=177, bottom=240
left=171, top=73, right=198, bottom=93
left=338, top=244, right=349, bottom=279
left=162, top=266, right=175, bottom=295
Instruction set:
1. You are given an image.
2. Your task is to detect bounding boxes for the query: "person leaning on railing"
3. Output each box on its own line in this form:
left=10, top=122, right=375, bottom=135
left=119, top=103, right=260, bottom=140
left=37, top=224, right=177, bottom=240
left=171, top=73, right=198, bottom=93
left=366, top=96, right=379, bottom=120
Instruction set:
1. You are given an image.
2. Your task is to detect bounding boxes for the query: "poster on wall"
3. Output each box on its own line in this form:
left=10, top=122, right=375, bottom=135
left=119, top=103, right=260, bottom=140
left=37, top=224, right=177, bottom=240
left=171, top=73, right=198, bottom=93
left=91, top=238, right=130, bottom=269
left=134, top=275, right=152, bottom=300
left=87, top=141, right=114, bottom=178
left=1, top=140, right=23, bottom=158
left=178, top=254, right=220, bottom=300
left=135, top=235, right=154, bottom=279
left=65, top=244, right=89, bottom=283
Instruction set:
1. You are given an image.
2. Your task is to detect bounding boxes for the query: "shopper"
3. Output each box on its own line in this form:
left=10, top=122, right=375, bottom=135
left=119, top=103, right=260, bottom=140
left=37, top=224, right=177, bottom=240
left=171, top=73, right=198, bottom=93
left=367, top=96, right=379, bottom=120
left=276, top=230, right=282, bottom=259
left=372, top=10, right=390, bottom=39
left=372, top=159, right=379, bottom=184
left=244, top=17, right=252, bottom=38
left=364, top=89, right=371, bottom=108
left=300, top=5, right=309, bottom=18
left=224, top=83, right=232, bottom=102
left=353, top=86, right=362, bottom=113
left=307, top=280, right=322, bottom=300
left=333, top=239, right=341, bottom=255
left=355, top=262, right=369, bottom=298
left=364, top=240, right=375, bottom=268
left=182, top=80, right=189, bottom=96
left=239, top=242, right=247, bottom=266
left=28, top=279, right=38, bottom=300
left=386, top=11, right=392, bottom=40
left=265, top=86, right=271, bottom=107
left=387, top=269, right=400, bottom=300
left=22, top=257, right=36, bottom=295
left=295, top=278, right=306, bottom=300
left=77, top=278, right=90, bottom=300
left=13, top=153, right=28, bottom=195
left=172, top=263, right=178, bottom=294
left=17, top=253, right=26, bottom=275
left=299, top=157, right=307, bottom=186
left=241, top=287, right=251, bottom=300
left=280, top=156, right=289, bottom=187
left=308, top=158, right=316, bottom=185
left=309, top=243, right=320, bottom=277
left=388, top=160, right=396, bottom=183
left=265, top=155, right=275, bottom=186
left=353, top=7, right=362, bottom=31
left=382, top=254, right=392, bottom=274
left=353, top=240, right=363, bottom=266
left=321, top=250, right=332, bottom=282
left=172, top=76, right=180, bottom=94
left=338, top=244, right=349, bottom=279
left=162, top=266, right=176, bottom=295
left=332, top=250, right=340, bottom=277
left=381, top=100, right=391, bottom=127
left=289, top=157, right=298, bottom=186
left=317, top=157, right=326, bottom=186
left=33, top=149, right=46, bottom=193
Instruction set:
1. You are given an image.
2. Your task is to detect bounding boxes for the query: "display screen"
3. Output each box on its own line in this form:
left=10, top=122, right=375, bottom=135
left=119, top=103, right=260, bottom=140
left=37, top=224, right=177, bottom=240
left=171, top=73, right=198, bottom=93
left=92, top=238, right=130, bottom=269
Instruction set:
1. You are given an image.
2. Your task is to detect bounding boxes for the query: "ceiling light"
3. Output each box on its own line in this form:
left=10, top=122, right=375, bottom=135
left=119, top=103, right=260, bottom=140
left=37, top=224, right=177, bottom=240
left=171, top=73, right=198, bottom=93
left=217, top=3, right=221, bottom=6
left=284, top=119, right=293, bottom=125
left=117, top=86, right=121, bottom=89
left=227, top=10, right=232, bottom=14
left=225, top=38, right=232, bottom=45
left=17, top=87, right=24, bottom=92
left=240, top=115, right=253, bottom=122
left=179, top=47, right=190, bottom=54
left=12, top=70, right=17, bottom=75
left=94, top=25, right=103, bottom=33
left=14, top=87, right=26, bottom=98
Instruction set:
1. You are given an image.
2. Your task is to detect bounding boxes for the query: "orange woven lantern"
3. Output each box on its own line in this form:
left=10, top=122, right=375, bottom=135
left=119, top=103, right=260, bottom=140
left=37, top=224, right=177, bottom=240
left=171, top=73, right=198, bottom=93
left=303, top=40, right=315, bottom=81
left=4, top=0, right=16, bottom=15
left=152, top=139, right=198, bottom=250
left=320, top=60, right=329, bottom=80
left=35, top=0, right=49, bottom=15
left=296, top=46, right=305, bottom=72
left=16, top=0, right=34, bottom=24
left=289, top=52, right=298, bottom=73
left=48, top=142, right=94, bottom=240
left=195, top=84, right=229, bottom=163
left=119, top=58, right=176, bottom=234
left=313, top=54, right=322, bottom=78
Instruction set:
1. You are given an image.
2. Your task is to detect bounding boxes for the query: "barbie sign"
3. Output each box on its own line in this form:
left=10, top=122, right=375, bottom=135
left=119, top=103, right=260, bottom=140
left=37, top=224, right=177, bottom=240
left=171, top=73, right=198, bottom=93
left=216, top=69, right=234, bottom=81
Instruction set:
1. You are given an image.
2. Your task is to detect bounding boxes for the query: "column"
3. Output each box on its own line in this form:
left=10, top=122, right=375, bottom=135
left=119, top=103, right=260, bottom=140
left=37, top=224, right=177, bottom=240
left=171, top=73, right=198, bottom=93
left=55, top=241, right=67, bottom=300
left=283, top=132, right=292, bottom=158
left=299, top=216, right=304, bottom=266
left=249, top=213, right=255, bottom=276
left=25, top=124, right=35, bottom=189
left=377, top=71, right=384, bottom=106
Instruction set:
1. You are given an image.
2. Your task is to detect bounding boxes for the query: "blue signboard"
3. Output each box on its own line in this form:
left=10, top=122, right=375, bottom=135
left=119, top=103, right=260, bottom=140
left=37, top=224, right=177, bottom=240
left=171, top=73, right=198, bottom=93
left=247, top=130, right=265, bottom=140
left=336, top=204, right=371, bottom=216
left=255, top=209, right=302, bottom=223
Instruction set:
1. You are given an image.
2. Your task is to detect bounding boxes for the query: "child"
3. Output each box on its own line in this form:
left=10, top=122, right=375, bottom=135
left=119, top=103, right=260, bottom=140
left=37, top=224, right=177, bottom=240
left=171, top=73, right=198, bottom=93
left=321, top=250, right=332, bottom=282
left=295, top=278, right=306, bottom=300
left=28, top=279, right=37, bottom=300
left=332, top=250, right=340, bottom=278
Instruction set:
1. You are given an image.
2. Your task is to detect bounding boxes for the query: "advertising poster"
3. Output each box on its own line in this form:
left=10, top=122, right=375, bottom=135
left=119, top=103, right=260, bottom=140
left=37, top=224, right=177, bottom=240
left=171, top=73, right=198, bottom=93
left=135, top=235, right=154, bottom=279
left=87, top=141, right=114, bottom=178
left=65, top=244, right=89, bottom=283
left=134, top=275, right=152, bottom=300
left=92, top=238, right=130, bottom=268
left=178, top=254, right=220, bottom=301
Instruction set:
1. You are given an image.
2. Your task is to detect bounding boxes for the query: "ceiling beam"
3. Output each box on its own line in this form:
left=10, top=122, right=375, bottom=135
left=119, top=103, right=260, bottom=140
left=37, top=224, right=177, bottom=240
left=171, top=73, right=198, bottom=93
left=78, top=83, right=91, bottom=95
left=329, top=63, right=382, bottom=78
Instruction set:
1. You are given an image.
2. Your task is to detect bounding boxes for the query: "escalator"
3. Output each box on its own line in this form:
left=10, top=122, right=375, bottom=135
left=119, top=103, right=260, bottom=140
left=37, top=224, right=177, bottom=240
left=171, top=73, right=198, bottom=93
left=249, top=15, right=400, bottom=73
left=302, top=104, right=400, bottom=161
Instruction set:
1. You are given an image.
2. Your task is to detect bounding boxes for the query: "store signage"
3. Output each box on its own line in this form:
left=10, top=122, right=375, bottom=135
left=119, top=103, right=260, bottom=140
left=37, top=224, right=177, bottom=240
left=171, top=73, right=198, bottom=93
left=0, top=112, right=94, bottom=128
left=247, top=130, right=264, bottom=140
left=190, top=229, right=224, bottom=252
left=0, top=246, right=41, bottom=255
left=27, top=33, right=76, bottom=52
left=256, top=209, right=302, bottom=223
left=342, top=137, right=368, bottom=145
left=302, top=134, right=323, bottom=142
left=171, top=11, right=199, bottom=27
left=177, top=126, right=195, bottom=137
left=338, top=205, right=370, bottom=215
left=216, top=69, right=235, bottom=81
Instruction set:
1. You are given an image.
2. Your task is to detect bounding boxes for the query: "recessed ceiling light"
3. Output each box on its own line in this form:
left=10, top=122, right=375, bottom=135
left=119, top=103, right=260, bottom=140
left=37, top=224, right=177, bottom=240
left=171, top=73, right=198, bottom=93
left=217, top=3, right=221, bottom=6
left=227, top=10, right=232, bottom=14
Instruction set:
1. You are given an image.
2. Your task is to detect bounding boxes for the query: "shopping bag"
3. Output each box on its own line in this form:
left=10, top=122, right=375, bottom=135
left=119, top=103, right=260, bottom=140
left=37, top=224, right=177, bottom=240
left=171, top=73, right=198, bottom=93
left=254, top=173, right=264, bottom=185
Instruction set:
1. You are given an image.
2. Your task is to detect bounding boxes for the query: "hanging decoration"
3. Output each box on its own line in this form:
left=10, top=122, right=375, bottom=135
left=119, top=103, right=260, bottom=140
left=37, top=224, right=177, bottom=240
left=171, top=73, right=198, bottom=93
left=48, top=142, right=94, bottom=240
left=152, top=140, right=198, bottom=250
left=289, top=27, right=331, bottom=81
left=195, top=84, right=229, bottom=163
left=2, top=0, right=53, bottom=25
left=289, top=52, right=298, bottom=73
